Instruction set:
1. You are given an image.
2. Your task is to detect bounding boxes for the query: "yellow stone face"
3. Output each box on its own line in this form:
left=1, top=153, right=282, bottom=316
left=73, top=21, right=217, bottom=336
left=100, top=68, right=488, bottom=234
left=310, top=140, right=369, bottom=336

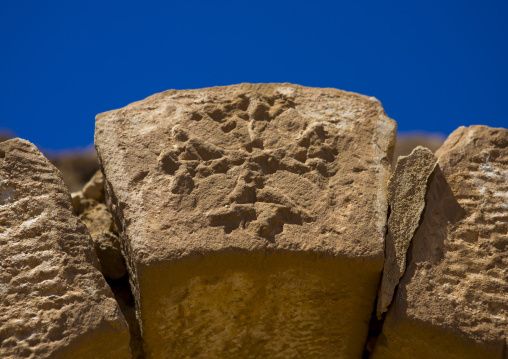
left=139, top=252, right=380, bottom=359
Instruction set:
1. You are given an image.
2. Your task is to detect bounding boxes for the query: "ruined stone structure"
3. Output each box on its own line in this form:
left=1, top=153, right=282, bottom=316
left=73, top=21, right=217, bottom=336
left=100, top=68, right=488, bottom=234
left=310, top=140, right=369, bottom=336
left=1, top=84, right=506, bottom=358
left=94, top=83, right=396, bottom=358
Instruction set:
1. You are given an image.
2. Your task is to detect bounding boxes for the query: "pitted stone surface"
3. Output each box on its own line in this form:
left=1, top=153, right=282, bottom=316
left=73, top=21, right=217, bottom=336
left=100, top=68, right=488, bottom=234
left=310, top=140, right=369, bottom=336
left=376, top=146, right=436, bottom=317
left=95, top=83, right=396, bottom=358
left=373, top=126, right=508, bottom=359
left=0, top=139, right=131, bottom=359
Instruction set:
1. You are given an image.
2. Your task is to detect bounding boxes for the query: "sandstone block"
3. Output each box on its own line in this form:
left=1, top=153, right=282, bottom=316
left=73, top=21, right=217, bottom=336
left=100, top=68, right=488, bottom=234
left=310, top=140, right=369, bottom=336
left=373, top=126, right=508, bottom=359
left=377, top=146, right=436, bottom=317
left=95, top=83, right=396, bottom=358
left=0, top=139, right=131, bottom=358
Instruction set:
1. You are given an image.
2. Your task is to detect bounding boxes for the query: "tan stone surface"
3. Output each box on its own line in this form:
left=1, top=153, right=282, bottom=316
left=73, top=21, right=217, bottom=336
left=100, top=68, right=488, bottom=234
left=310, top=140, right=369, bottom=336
left=79, top=200, right=127, bottom=280
left=77, top=170, right=127, bottom=280
left=373, top=126, right=508, bottom=359
left=0, top=138, right=131, bottom=359
left=82, top=170, right=105, bottom=202
left=95, top=83, right=396, bottom=357
left=376, top=146, right=436, bottom=317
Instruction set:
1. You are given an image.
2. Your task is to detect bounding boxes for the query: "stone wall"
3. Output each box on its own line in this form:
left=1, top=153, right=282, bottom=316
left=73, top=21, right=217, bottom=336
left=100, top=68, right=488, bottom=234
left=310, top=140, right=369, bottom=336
left=1, top=84, right=506, bottom=358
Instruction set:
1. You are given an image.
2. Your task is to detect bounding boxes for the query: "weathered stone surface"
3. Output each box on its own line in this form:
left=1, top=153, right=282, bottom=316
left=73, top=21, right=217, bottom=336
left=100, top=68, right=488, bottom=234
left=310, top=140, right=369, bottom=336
left=373, top=126, right=508, bottom=359
left=376, top=146, right=436, bottom=317
left=82, top=170, right=105, bottom=202
left=74, top=170, right=126, bottom=280
left=74, top=170, right=127, bottom=280
left=0, top=139, right=131, bottom=358
left=96, top=83, right=396, bottom=357
left=79, top=200, right=127, bottom=280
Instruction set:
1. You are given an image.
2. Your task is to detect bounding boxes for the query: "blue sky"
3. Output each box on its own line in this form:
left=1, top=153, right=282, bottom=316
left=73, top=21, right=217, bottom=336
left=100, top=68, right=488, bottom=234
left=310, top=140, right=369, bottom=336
left=1, top=1, right=507, bottom=150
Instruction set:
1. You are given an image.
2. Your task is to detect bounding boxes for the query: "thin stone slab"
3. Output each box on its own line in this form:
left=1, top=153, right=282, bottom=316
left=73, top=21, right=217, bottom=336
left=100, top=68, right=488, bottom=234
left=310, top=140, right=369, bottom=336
left=373, top=126, right=508, bottom=359
left=0, top=139, right=131, bottom=359
left=95, top=83, right=396, bottom=358
left=376, top=146, right=436, bottom=317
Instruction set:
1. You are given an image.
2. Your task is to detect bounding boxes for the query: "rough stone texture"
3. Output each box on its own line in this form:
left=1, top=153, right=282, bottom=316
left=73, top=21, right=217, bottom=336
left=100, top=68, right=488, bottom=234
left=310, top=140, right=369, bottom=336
left=0, top=138, right=131, bottom=358
left=376, top=146, right=437, bottom=317
left=373, top=126, right=508, bottom=359
left=82, top=170, right=105, bottom=202
left=0, top=131, right=100, bottom=192
left=95, top=83, right=396, bottom=358
left=78, top=200, right=127, bottom=280
left=75, top=170, right=127, bottom=280
left=73, top=170, right=140, bottom=354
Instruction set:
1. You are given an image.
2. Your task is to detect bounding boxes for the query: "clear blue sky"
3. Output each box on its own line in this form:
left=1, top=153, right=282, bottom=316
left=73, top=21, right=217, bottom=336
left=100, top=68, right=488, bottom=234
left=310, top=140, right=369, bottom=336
left=1, top=1, right=507, bottom=150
